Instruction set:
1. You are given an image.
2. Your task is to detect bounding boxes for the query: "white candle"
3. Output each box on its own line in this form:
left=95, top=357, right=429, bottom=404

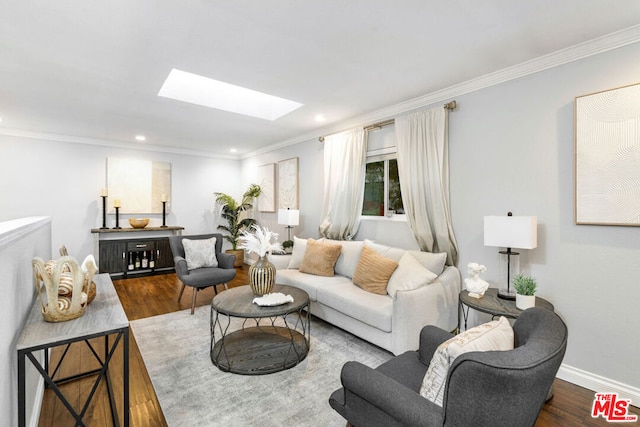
left=101, top=188, right=108, bottom=197
left=161, top=193, right=168, bottom=202
left=113, top=199, right=121, bottom=208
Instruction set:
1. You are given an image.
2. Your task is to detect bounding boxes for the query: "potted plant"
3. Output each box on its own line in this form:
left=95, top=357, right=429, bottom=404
left=512, top=274, right=537, bottom=310
left=214, top=184, right=262, bottom=267
left=282, top=239, right=294, bottom=254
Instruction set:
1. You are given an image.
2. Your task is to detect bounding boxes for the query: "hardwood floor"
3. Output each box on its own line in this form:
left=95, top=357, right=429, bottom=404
left=38, top=266, right=636, bottom=426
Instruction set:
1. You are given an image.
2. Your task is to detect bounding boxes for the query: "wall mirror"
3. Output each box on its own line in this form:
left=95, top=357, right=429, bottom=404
left=575, top=82, right=640, bottom=226
left=107, top=158, right=171, bottom=214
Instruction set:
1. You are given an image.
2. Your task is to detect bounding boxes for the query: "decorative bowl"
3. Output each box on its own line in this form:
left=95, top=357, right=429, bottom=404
left=129, top=218, right=150, bottom=229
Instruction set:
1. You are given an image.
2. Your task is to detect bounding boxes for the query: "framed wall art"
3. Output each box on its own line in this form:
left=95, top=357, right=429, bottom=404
left=257, top=163, right=276, bottom=212
left=278, top=157, right=299, bottom=209
left=107, top=158, right=171, bottom=214
left=575, top=82, right=640, bottom=226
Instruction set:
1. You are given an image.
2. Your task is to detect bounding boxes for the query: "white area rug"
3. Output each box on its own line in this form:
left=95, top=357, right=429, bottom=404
left=130, top=306, right=393, bottom=426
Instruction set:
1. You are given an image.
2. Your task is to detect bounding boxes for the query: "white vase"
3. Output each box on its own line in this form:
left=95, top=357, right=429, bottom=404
left=516, top=294, right=536, bottom=310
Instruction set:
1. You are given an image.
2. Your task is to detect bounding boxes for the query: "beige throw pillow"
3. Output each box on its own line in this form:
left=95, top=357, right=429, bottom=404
left=387, top=252, right=438, bottom=298
left=299, top=239, right=342, bottom=277
left=420, top=316, right=514, bottom=406
left=352, top=246, right=399, bottom=295
left=182, top=237, right=218, bottom=270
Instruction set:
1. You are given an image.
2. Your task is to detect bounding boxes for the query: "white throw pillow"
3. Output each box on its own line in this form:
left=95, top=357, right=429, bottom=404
left=408, top=250, right=448, bottom=276
left=323, top=239, right=363, bottom=278
left=182, top=237, right=218, bottom=270
left=363, top=239, right=406, bottom=262
left=386, top=253, right=437, bottom=298
left=419, top=316, right=514, bottom=406
left=287, top=236, right=308, bottom=269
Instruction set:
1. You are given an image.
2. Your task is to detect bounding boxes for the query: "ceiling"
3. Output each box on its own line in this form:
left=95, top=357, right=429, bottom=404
left=1, top=1, right=640, bottom=158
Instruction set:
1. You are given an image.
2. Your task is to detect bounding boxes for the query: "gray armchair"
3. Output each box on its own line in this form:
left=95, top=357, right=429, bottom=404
left=168, top=233, right=237, bottom=314
left=329, top=307, right=567, bottom=427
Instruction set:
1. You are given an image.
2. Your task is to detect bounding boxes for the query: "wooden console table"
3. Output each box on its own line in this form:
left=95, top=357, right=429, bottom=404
left=91, top=226, right=183, bottom=278
left=17, top=274, right=129, bottom=426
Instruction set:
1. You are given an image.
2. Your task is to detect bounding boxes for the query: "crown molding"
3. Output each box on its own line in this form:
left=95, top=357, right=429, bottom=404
left=0, top=128, right=239, bottom=160
left=242, top=24, right=640, bottom=159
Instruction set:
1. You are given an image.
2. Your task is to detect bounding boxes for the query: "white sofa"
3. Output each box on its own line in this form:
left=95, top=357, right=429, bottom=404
left=272, top=238, right=460, bottom=355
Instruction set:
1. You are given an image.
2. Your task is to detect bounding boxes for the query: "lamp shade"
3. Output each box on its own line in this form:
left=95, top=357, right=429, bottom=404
left=278, top=209, right=299, bottom=226
left=484, top=215, right=537, bottom=249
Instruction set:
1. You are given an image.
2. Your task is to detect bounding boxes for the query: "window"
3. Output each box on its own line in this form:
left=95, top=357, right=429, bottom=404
left=362, top=156, right=404, bottom=216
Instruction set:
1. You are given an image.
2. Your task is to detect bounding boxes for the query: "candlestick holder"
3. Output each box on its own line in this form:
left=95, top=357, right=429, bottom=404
left=100, top=196, right=109, bottom=229
left=161, top=201, right=168, bottom=228
left=114, top=207, right=122, bottom=229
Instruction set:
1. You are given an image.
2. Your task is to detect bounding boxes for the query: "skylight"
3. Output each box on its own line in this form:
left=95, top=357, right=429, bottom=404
left=158, top=69, right=303, bottom=121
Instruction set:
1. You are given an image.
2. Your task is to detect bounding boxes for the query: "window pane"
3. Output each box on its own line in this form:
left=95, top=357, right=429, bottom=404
left=363, top=161, right=384, bottom=216
left=388, top=159, right=404, bottom=214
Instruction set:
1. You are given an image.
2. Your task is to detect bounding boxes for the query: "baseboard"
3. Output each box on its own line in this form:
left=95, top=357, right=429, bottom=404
left=558, top=364, right=640, bottom=405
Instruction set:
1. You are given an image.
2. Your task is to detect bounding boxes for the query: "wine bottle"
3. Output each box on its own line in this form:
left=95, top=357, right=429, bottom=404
left=141, top=251, right=148, bottom=269
left=135, top=253, right=141, bottom=269
left=149, top=250, right=155, bottom=269
left=128, top=253, right=134, bottom=271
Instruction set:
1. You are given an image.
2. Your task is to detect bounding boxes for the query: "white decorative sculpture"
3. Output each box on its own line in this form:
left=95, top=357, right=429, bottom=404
left=464, top=262, right=490, bottom=298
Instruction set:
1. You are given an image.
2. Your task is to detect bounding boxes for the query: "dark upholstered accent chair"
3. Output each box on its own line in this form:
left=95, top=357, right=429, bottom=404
left=329, top=307, right=567, bottom=427
left=168, top=233, right=237, bottom=314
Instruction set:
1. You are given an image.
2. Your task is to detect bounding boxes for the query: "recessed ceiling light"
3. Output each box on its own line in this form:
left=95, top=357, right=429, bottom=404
left=158, top=69, right=303, bottom=121
left=315, top=114, right=326, bottom=122
left=229, top=148, right=237, bottom=153
left=135, top=135, right=146, bottom=142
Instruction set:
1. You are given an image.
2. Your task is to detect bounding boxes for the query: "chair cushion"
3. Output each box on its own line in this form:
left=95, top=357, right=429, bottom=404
left=387, top=252, right=437, bottom=298
left=353, top=246, right=398, bottom=295
left=299, top=239, right=342, bottom=277
left=420, top=316, right=514, bottom=406
left=276, top=269, right=352, bottom=301
left=180, top=266, right=236, bottom=288
left=182, top=237, right=218, bottom=270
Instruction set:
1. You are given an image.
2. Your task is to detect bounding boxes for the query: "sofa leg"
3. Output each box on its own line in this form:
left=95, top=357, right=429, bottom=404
left=190, top=288, right=198, bottom=315
left=178, top=283, right=186, bottom=302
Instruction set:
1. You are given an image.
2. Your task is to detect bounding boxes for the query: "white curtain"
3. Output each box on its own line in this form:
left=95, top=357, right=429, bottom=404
left=319, top=128, right=367, bottom=240
left=395, top=107, right=459, bottom=265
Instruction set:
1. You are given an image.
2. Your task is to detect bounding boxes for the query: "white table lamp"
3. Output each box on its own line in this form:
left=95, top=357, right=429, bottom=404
left=278, top=208, right=299, bottom=242
left=484, top=212, right=537, bottom=299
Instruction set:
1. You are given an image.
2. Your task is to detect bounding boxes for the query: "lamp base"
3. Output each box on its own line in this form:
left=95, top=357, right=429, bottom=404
left=497, top=291, right=516, bottom=300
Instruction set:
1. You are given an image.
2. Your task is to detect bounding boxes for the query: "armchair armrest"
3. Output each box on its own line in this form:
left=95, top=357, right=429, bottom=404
left=173, top=256, right=189, bottom=277
left=339, top=361, right=443, bottom=426
left=418, top=326, right=454, bottom=365
left=217, top=252, right=235, bottom=269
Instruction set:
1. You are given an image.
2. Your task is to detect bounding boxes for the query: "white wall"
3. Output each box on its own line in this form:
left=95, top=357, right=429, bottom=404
left=0, top=135, right=242, bottom=258
left=242, top=42, right=640, bottom=397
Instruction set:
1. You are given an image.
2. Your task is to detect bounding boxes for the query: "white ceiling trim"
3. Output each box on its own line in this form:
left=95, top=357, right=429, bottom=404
left=241, top=24, right=640, bottom=159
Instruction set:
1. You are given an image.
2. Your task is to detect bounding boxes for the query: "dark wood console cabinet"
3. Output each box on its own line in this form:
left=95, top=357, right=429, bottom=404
left=91, top=226, right=184, bottom=278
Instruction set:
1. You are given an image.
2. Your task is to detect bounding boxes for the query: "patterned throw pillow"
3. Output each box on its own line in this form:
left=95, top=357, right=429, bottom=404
left=299, top=238, right=342, bottom=276
left=419, top=316, right=514, bottom=406
left=352, top=246, right=399, bottom=295
left=182, top=237, right=218, bottom=270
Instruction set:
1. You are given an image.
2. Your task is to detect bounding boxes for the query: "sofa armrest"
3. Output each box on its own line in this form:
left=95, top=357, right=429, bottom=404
left=391, top=265, right=461, bottom=355
left=217, top=252, right=235, bottom=269
left=338, top=361, right=443, bottom=426
left=174, top=256, right=189, bottom=277
left=269, top=254, right=292, bottom=270
left=418, top=326, right=454, bottom=365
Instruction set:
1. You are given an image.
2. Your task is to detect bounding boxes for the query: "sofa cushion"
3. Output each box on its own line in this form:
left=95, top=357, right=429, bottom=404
left=288, top=236, right=309, bottom=269
left=323, top=239, right=364, bottom=279
left=387, top=252, right=438, bottom=298
left=363, top=239, right=406, bottom=262
left=420, top=316, right=514, bottom=406
left=299, top=238, right=342, bottom=276
left=182, top=237, right=218, bottom=270
left=353, top=246, right=399, bottom=295
left=317, top=282, right=393, bottom=332
left=276, top=269, right=352, bottom=301
left=408, top=250, right=447, bottom=276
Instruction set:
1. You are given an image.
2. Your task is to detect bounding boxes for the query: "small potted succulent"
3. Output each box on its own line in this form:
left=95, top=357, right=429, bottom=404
left=512, top=274, right=537, bottom=310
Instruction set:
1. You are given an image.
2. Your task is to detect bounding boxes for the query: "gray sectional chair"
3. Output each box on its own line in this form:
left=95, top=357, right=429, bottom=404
left=329, top=307, right=568, bottom=427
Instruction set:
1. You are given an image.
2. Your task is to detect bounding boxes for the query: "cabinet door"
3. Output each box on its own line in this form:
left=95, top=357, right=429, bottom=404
left=98, top=240, right=126, bottom=275
left=155, top=238, right=174, bottom=270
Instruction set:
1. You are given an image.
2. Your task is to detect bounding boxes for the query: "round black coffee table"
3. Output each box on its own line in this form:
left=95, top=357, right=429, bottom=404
left=210, top=284, right=310, bottom=375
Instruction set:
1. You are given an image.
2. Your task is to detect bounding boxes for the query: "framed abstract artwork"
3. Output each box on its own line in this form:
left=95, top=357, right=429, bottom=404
left=278, top=157, right=299, bottom=209
left=575, top=82, right=640, bottom=226
left=107, top=158, right=171, bottom=214
left=257, top=163, right=275, bottom=212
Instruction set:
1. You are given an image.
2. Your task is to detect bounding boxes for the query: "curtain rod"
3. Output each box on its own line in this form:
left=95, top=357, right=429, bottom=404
left=319, top=100, right=456, bottom=142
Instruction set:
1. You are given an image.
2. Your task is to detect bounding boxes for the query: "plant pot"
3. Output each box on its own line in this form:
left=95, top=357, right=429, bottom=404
left=248, top=255, right=276, bottom=296
left=516, top=293, right=536, bottom=311
left=225, top=249, right=245, bottom=268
